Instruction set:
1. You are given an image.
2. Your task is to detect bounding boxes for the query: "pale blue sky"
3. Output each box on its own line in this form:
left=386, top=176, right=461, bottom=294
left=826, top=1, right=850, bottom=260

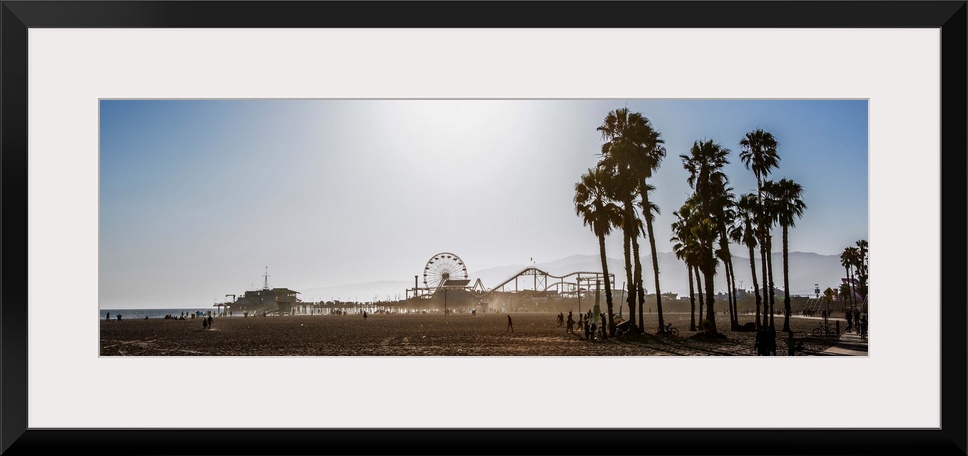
left=100, top=99, right=868, bottom=308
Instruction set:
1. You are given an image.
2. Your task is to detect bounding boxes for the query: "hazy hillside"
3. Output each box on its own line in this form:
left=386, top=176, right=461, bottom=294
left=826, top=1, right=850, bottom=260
left=300, top=252, right=848, bottom=302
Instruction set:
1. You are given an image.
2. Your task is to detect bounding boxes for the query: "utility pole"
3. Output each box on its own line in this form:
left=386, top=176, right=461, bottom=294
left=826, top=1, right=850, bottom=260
left=577, top=274, right=581, bottom=313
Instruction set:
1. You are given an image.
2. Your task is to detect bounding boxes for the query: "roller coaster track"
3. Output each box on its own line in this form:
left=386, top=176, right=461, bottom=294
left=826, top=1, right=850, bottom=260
left=485, top=267, right=615, bottom=294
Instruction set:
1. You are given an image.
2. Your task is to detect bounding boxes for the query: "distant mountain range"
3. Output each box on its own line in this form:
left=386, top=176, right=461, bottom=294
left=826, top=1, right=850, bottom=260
left=299, top=252, right=848, bottom=303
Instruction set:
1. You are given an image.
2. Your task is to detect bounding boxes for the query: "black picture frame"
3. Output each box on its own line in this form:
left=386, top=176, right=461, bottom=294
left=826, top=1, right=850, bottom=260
left=2, top=2, right=965, bottom=455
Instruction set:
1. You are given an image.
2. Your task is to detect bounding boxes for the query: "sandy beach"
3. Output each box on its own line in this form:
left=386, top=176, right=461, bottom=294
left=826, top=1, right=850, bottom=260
left=99, top=312, right=847, bottom=356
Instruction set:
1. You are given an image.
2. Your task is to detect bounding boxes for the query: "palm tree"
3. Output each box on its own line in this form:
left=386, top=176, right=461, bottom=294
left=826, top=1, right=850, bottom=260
left=732, top=193, right=762, bottom=328
left=848, top=246, right=862, bottom=305
left=761, top=191, right=779, bottom=328
left=710, top=182, right=738, bottom=329
left=575, top=168, right=622, bottom=332
left=739, top=129, right=780, bottom=328
left=855, top=239, right=869, bottom=302
left=638, top=185, right=659, bottom=331
left=631, top=211, right=647, bottom=331
left=694, top=265, right=705, bottom=327
left=598, top=108, right=667, bottom=334
left=600, top=156, right=641, bottom=334
left=840, top=247, right=857, bottom=310
left=763, top=178, right=807, bottom=332
left=672, top=201, right=700, bottom=331
left=681, top=139, right=730, bottom=335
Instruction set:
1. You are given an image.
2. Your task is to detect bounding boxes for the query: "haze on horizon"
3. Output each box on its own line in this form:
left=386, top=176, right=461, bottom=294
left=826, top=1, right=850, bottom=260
left=100, top=99, right=868, bottom=309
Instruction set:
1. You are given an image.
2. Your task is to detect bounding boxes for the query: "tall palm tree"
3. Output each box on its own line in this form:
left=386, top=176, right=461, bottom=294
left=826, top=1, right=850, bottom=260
left=732, top=193, right=762, bottom=328
left=763, top=178, right=807, bottom=332
left=599, top=108, right=667, bottom=334
left=681, top=139, right=730, bottom=335
left=575, top=167, right=622, bottom=332
left=739, top=129, right=780, bottom=328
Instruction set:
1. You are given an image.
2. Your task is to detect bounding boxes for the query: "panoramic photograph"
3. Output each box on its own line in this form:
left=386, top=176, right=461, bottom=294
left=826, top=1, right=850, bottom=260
left=99, top=99, right=869, bottom=356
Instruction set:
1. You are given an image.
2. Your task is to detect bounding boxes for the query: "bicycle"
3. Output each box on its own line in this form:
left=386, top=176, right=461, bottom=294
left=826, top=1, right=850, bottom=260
left=662, top=323, right=679, bottom=336
left=811, top=320, right=838, bottom=337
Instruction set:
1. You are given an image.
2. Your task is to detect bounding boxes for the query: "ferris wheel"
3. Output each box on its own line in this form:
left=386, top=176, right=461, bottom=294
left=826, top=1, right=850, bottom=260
left=423, top=252, right=469, bottom=290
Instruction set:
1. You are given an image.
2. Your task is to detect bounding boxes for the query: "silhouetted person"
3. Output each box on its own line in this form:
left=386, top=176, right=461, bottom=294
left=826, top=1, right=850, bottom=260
left=600, top=313, right=608, bottom=340
left=203, top=318, right=209, bottom=329
left=845, top=310, right=854, bottom=333
left=507, top=315, right=513, bottom=332
left=207, top=315, right=213, bottom=328
left=363, top=311, right=368, bottom=320
left=106, top=312, right=110, bottom=321
left=116, top=314, right=122, bottom=321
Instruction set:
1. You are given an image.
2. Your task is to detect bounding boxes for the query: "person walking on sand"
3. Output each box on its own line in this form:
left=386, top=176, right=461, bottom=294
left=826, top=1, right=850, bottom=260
left=106, top=312, right=110, bottom=321
left=363, top=311, right=368, bottom=320
left=507, top=315, right=513, bottom=332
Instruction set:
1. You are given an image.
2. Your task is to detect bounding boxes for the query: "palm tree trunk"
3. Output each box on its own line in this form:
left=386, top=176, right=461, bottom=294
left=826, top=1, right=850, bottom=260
left=759, top=236, right=769, bottom=329
left=723, top=253, right=734, bottom=327
left=637, top=279, right=646, bottom=332
left=849, top=266, right=857, bottom=309
left=642, top=191, right=664, bottom=335
left=767, top=235, right=776, bottom=328
left=719, top=236, right=736, bottom=330
left=782, top=225, right=792, bottom=332
left=843, top=265, right=852, bottom=311
left=729, top=256, right=739, bottom=326
left=622, top=217, right=635, bottom=331
left=597, top=234, right=614, bottom=333
left=694, top=266, right=704, bottom=328
left=704, top=261, right=717, bottom=336
left=748, top=243, right=761, bottom=330
left=631, top=231, right=644, bottom=332
left=688, top=263, right=696, bottom=331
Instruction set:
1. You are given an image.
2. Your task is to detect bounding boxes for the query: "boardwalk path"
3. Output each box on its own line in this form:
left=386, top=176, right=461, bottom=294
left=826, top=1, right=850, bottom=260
left=820, top=331, right=868, bottom=356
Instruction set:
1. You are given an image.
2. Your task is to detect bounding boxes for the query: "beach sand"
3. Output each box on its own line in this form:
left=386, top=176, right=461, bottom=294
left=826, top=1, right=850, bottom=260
left=99, top=312, right=845, bottom=356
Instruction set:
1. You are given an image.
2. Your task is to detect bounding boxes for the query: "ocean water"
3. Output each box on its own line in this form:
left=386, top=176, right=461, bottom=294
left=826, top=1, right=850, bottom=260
left=99, top=308, right=217, bottom=320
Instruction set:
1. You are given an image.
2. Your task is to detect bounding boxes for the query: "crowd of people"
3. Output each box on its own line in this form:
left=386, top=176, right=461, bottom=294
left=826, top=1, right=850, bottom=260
left=555, top=310, right=610, bottom=341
